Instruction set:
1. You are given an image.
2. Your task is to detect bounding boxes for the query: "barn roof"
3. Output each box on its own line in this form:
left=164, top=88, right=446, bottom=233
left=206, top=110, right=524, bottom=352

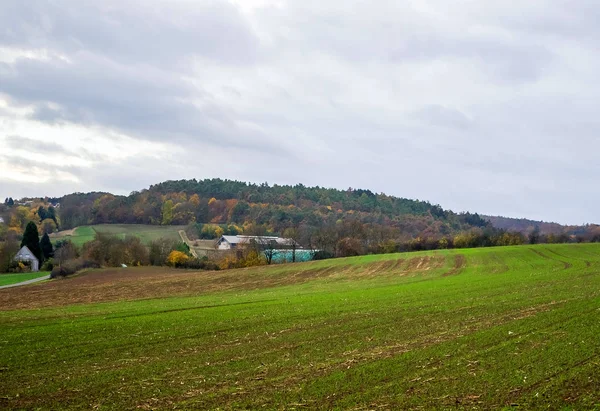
left=218, top=235, right=300, bottom=247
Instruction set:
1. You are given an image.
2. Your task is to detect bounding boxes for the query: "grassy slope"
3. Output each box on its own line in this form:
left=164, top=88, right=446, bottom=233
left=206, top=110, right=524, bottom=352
left=51, top=224, right=186, bottom=246
left=1, top=244, right=600, bottom=409
left=0, top=272, right=49, bottom=287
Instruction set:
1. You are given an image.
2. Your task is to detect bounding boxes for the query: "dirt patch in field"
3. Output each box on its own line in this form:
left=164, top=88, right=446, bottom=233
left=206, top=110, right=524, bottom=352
left=361, top=259, right=403, bottom=277
left=403, top=256, right=446, bottom=273
left=0, top=257, right=418, bottom=310
left=443, top=255, right=466, bottom=277
left=49, top=228, right=77, bottom=238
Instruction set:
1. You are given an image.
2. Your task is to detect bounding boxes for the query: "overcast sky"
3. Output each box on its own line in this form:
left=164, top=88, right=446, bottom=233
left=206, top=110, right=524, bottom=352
left=1, top=0, right=599, bottom=225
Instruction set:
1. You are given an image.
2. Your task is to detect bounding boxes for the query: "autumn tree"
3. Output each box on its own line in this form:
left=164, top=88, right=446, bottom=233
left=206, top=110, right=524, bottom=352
left=149, top=239, right=179, bottom=266
left=40, top=218, right=58, bottom=234
left=21, top=221, right=42, bottom=261
left=10, top=206, right=34, bottom=233
left=54, top=240, right=78, bottom=266
left=166, top=250, right=189, bottom=267
left=161, top=200, right=174, bottom=225
left=0, top=235, right=19, bottom=272
left=199, top=224, right=224, bottom=239
left=122, top=236, right=149, bottom=266
left=83, top=233, right=149, bottom=266
left=230, top=200, right=250, bottom=223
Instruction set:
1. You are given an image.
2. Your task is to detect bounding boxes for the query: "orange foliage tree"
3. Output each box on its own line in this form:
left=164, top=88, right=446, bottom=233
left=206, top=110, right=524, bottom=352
left=166, top=250, right=189, bottom=267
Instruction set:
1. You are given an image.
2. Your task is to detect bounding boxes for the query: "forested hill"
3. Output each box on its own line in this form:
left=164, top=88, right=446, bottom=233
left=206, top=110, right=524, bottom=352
left=55, top=178, right=489, bottom=240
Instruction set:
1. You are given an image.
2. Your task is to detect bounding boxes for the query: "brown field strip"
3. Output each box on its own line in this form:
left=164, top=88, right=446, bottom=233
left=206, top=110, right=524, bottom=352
left=0, top=257, right=438, bottom=310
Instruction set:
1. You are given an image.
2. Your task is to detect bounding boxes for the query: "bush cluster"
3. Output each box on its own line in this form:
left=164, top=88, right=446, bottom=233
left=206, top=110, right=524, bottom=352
left=181, top=258, right=219, bottom=270
left=50, top=259, right=100, bottom=278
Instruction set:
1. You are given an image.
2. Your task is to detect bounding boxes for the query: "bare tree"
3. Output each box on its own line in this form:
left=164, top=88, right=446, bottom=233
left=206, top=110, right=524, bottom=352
left=283, top=227, right=300, bottom=263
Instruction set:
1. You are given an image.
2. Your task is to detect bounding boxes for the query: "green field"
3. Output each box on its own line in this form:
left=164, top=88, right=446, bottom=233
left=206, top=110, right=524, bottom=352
left=1, top=244, right=600, bottom=409
left=51, top=224, right=187, bottom=246
left=0, top=272, right=49, bottom=287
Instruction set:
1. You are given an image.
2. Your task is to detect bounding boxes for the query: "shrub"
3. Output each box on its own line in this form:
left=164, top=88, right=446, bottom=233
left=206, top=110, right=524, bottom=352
left=181, top=258, right=219, bottom=270
left=7, top=260, right=29, bottom=273
left=312, top=250, right=334, bottom=260
left=50, top=258, right=100, bottom=278
left=83, top=233, right=149, bottom=267
left=50, top=266, right=72, bottom=278
left=40, top=258, right=54, bottom=272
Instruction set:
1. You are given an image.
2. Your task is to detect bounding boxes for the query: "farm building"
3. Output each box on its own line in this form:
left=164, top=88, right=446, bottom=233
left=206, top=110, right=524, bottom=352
left=215, top=235, right=312, bottom=263
left=13, top=246, right=40, bottom=272
left=216, top=235, right=300, bottom=250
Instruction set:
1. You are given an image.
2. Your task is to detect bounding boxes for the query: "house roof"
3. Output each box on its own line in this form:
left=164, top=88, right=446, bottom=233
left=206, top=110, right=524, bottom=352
left=14, top=245, right=39, bottom=262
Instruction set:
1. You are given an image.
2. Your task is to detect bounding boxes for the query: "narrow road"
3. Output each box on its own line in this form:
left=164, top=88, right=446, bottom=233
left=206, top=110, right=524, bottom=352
left=178, top=230, right=199, bottom=258
left=0, top=275, right=51, bottom=290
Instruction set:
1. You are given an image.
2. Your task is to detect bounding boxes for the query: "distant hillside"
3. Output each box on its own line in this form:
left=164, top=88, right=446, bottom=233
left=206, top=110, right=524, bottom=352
left=46, top=179, right=492, bottom=249
left=4, top=179, right=599, bottom=255
left=484, top=215, right=600, bottom=241
left=484, top=216, right=565, bottom=235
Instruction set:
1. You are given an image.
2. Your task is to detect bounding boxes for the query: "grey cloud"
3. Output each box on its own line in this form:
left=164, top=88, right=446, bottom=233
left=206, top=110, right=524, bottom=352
left=4, top=135, right=71, bottom=154
left=387, top=34, right=553, bottom=83
left=413, top=105, right=472, bottom=130
left=262, top=1, right=553, bottom=84
left=1, top=0, right=261, bottom=66
left=0, top=55, right=291, bottom=156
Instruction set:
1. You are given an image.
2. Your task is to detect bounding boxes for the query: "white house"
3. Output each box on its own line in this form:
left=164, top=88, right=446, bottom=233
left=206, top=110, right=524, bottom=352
left=13, top=246, right=40, bottom=272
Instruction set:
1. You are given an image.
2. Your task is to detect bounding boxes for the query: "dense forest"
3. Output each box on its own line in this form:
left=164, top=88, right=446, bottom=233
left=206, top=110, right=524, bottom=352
left=52, top=179, right=489, bottom=238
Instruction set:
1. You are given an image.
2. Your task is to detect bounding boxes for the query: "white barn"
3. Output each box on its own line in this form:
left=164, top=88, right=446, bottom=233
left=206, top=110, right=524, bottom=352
left=13, top=246, right=40, bottom=272
left=216, top=235, right=299, bottom=250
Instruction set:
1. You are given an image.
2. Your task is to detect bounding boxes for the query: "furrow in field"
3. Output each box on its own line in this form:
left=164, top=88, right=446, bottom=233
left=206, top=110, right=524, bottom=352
left=528, top=248, right=572, bottom=270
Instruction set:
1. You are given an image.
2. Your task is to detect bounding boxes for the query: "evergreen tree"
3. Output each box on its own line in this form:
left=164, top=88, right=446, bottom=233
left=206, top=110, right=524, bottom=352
left=7, top=198, right=14, bottom=207
left=37, top=206, right=47, bottom=222
left=47, top=206, right=57, bottom=225
left=40, top=233, right=54, bottom=260
left=21, top=221, right=42, bottom=261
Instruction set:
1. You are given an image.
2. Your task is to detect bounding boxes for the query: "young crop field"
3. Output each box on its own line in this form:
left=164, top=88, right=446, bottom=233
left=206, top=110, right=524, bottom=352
left=1, top=244, right=600, bottom=409
left=51, top=224, right=187, bottom=246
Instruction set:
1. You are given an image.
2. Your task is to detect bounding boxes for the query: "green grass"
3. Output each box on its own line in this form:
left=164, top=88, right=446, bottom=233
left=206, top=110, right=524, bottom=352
left=0, top=272, right=49, bottom=286
left=51, top=224, right=186, bottom=246
left=1, top=244, right=600, bottom=409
